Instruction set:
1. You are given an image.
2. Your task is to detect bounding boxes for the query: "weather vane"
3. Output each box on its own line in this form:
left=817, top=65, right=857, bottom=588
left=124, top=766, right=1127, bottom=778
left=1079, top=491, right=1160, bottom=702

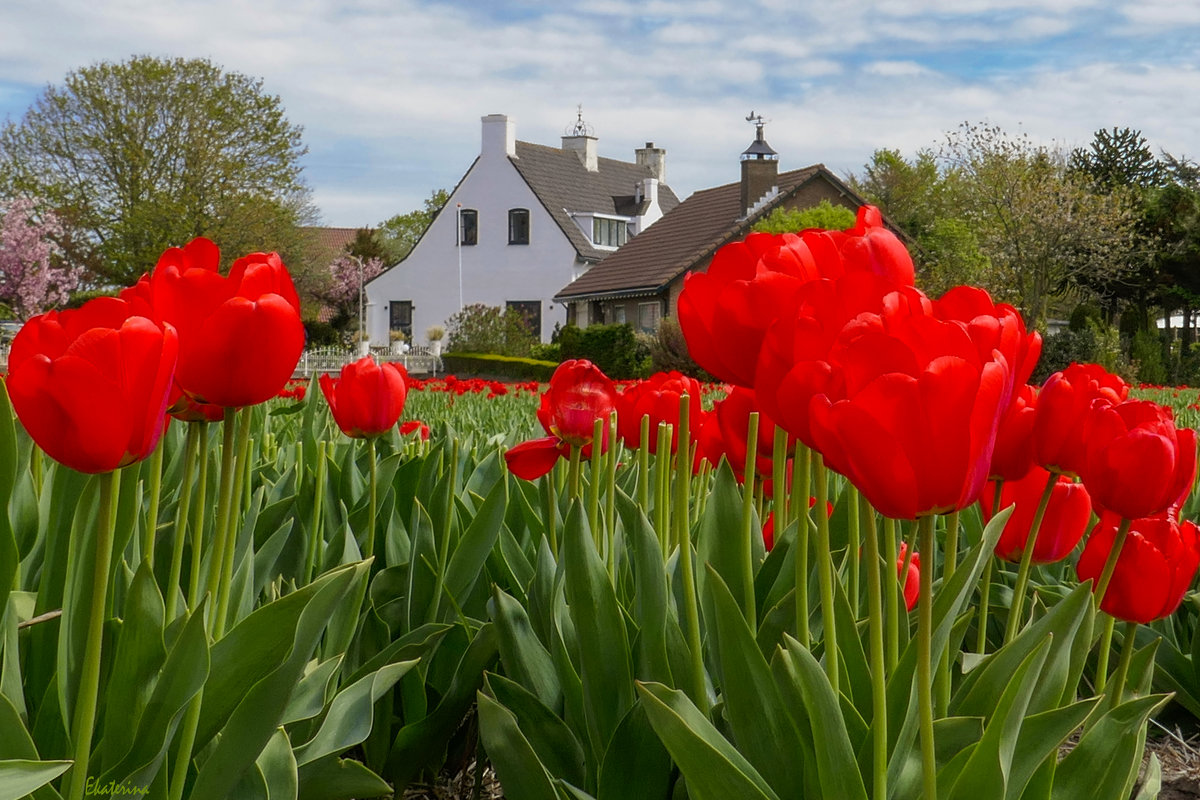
left=566, top=104, right=595, bottom=137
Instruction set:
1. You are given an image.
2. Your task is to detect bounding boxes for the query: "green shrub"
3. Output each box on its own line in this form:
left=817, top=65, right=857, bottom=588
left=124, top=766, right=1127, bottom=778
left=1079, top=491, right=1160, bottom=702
left=446, top=303, right=536, bottom=357
left=303, top=319, right=342, bottom=347
left=647, top=317, right=714, bottom=380
left=555, top=322, right=650, bottom=379
left=530, top=342, right=561, bottom=362
left=1034, top=322, right=1133, bottom=384
left=1129, top=328, right=1169, bottom=385
left=441, top=353, right=558, bottom=381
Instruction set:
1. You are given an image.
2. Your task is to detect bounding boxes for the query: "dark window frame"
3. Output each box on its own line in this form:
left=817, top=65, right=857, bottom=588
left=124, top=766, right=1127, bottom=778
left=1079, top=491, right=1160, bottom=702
left=508, top=208, right=530, bottom=245
left=459, top=208, right=478, bottom=246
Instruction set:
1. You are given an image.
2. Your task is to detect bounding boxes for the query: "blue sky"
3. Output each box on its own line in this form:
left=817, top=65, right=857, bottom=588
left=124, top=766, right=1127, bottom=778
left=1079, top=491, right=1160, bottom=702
left=1, top=0, right=1198, bottom=228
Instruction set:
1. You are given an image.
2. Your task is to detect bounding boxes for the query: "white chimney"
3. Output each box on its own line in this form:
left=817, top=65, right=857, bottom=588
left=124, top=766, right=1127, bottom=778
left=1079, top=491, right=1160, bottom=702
left=636, top=142, right=666, bottom=184
left=562, top=134, right=598, bottom=172
left=634, top=177, right=663, bottom=233
left=482, top=113, right=516, bottom=158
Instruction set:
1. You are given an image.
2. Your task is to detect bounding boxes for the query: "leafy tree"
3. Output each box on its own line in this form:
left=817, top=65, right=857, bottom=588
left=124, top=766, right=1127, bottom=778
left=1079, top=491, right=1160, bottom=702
left=347, top=227, right=388, bottom=263
left=1068, top=127, right=1165, bottom=192
left=936, top=122, right=1138, bottom=326
left=752, top=199, right=856, bottom=234
left=0, top=55, right=314, bottom=286
left=445, top=303, right=535, bottom=357
left=0, top=196, right=80, bottom=319
left=377, top=189, right=449, bottom=264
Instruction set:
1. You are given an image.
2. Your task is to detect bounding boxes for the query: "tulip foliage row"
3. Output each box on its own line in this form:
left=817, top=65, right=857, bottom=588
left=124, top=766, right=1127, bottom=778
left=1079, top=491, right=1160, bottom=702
left=0, top=218, right=1196, bottom=800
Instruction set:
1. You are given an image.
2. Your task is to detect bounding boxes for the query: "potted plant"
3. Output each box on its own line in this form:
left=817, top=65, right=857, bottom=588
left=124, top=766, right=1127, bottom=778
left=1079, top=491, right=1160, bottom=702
left=390, top=328, right=409, bottom=355
left=426, top=324, right=445, bottom=357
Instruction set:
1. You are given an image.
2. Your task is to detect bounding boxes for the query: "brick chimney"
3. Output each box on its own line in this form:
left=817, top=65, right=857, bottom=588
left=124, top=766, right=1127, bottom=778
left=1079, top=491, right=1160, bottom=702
left=740, top=115, right=778, bottom=217
left=636, top=141, right=666, bottom=183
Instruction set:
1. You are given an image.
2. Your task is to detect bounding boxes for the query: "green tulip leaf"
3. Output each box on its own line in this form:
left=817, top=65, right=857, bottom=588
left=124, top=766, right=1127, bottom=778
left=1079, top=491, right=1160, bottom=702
left=476, top=691, right=560, bottom=800
left=443, top=477, right=507, bottom=613
left=281, top=657, right=344, bottom=726
left=636, top=681, right=781, bottom=800
left=296, top=755, right=391, bottom=800
left=0, top=759, right=71, bottom=800
left=293, top=659, right=416, bottom=766
left=1051, top=693, right=1170, bottom=800
left=481, top=673, right=585, bottom=788
left=489, top=586, right=562, bottom=712
left=597, top=699, right=672, bottom=800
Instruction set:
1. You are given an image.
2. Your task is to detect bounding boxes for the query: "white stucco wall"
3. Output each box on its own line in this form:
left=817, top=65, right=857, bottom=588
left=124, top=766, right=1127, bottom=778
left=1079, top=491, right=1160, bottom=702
left=366, top=119, right=579, bottom=345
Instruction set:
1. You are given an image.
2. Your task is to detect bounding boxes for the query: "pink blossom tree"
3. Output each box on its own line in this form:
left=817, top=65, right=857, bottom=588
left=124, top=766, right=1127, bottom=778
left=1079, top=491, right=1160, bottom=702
left=327, top=253, right=383, bottom=314
left=0, top=197, right=79, bottom=320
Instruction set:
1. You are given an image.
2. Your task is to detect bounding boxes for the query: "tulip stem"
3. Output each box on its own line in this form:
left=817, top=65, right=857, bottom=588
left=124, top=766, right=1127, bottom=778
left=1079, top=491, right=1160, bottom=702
left=1106, top=620, right=1139, bottom=710
left=977, top=480, right=1004, bottom=654
left=304, top=441, right=328, bottom=583
left=847, top=485, right=861, bottom=617
left=204, top=408, right=239, bottom=633
left=364, top=437, right=378, bottom=561
left=936, top=510, right=961, bottom=715
left=1093, top=517, right=1133, bottom=607
left=166, top=423, right=201, bottom=621
left=814, top=454, right=838, bottom=696
left=64, top=470, right=118, bottom=800
left=655, top=423, right=672, bottom=554
left=637, top=414, right=651, bottom=512
left=862, top=494, right=887, bottom=800
left=675, top=396, right=705, bottom=712
left=740, top=413, right=760, bottom=626
left=568, top=444, right=582, bottom=503
left=772, top=427, right=789, bottom=534
left=884, top=516, right=900, bottom=671
left=794, top=441, right=812, bottom=648
left=214, top=407, right=254, bottom=640
left=588, top=417, right=604, bottom=547
left=542, top=474, right=557, bottom=557
left=144, top=436, right=165, bottom=569
left=1005, top=470, right=1057, bottom=644
left=186, top=423, right=211, bottom=608
left=604, top=414, right=619, bottom=580
left=917, top=514, right=938, bottom=800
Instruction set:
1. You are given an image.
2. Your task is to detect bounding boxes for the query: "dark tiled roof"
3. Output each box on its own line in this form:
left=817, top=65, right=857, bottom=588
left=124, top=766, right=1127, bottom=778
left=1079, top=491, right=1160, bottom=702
left=554, top=165, right=862, bottom=301
left=301, top=226, right=360, bottom=265
left=510, top=141, right=681, bottom=263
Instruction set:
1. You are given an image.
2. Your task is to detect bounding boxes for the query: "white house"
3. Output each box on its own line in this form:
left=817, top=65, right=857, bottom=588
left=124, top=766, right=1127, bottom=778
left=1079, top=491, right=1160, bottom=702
left=364, top=113, right=679, bottom=345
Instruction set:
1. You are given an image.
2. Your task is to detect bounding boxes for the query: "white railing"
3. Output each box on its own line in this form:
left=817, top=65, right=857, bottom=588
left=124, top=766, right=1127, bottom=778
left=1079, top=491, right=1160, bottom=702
left=294, top=345, right=443, bottom=378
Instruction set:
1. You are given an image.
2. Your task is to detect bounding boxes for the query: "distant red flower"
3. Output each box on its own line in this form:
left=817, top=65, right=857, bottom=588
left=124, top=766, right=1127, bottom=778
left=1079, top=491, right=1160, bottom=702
left=400, top=420, right=430, bottom=440
left=320, top=357, right=409, bottom=439
left=897, top=541, right=920, bottom=612
left=981, top=467, right=1092, bottom=564
left=505, top=360, right=616, bottom=480
left=6, top=296, right=177, bottom=473
left=615, top=371, right=704, bottom=454
left=761, top=498, right=834, bottom=551
left=1077, top=511, right=1200, bottom=623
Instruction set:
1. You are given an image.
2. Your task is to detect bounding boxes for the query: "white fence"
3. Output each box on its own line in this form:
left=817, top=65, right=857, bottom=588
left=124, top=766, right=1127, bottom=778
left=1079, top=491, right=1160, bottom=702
left=294, top=346, right=443, bottom=378
left=0, top=342, right=443, bottom=378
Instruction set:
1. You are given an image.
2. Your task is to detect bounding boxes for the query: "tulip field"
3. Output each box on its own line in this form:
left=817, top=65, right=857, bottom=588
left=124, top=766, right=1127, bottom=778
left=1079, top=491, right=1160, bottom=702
left=1, top=213, right=1200, bottom=800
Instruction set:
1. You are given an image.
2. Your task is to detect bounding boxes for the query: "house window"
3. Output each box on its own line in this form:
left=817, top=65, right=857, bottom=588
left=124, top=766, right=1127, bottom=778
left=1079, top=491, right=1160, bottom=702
left=459, top=208, right=478, bottom=246
left=506, top=300, right=541, bottom=338
left=508, top=208, right=530, bottom=244
left=592, top=217, right=628, bottom=248
left=389, top=300, right=413, bottom=339
left=637, top=301, right=661, bottom=333
left=612, top=305, right=626, bottom=324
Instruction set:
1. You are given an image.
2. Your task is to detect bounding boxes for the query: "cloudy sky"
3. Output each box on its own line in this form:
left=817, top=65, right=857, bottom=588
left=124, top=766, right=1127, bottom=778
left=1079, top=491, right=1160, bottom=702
left=2, top=0, right=1198, bottom=228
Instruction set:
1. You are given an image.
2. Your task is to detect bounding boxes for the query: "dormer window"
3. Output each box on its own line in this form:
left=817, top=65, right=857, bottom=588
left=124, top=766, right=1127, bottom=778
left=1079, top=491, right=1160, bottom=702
left=459, top=208, right=478, bottom=246
left=592, top=216, right=628, bottom=248
left=508, top=208, right=530, bottom=244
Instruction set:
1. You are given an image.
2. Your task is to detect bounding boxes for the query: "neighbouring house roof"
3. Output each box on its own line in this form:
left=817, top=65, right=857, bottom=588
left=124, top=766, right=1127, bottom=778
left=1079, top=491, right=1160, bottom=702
left=509, top=141, right=681, bottom=263
left=301, top=226, right=360, bottom=265
left=555, top=164, right=870, bottom=302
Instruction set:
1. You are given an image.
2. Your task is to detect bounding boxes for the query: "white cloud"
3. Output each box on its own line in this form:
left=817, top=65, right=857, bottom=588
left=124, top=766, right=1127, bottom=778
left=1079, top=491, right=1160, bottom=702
left=1119, top=0, right=1200, bottom=28
left=0, top=0, right=1197, bottom=227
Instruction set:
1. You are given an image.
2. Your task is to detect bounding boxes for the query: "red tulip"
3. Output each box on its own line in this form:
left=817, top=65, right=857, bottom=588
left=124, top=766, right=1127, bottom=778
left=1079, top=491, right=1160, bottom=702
left=832, top=205, right=916, bottom=286
left=505, top=359, right=616, bottom=480
left=808, top=311, right=1009, bottom=520
left=1034, top=363, right=1128, bottom=478
left=989, top=383, right=1038, bottom=482
left=150, top=237, right=304, bottom=408
left=319, top=357, right=409, bottom=439
left=761, top=498, right=833, bottom=551
left=1076, top=511, right=1200, bottom=623
left=1081, top=400, right=1196, bottom=521
left=898, top=541, right=920, bottom=612
left=615, top=371, right=704, bottom=454
left=168, top=382, right=224, bottom=423
left=400, top=420, right=430, bottom=441
left=704, top=386, right=789, bottom=478
left=6, top=296, right=177, bottom=473
left=935, top=286, right=1042, bottom=391
left=981, top=467, right=1092, bottom=563
left=678, top=231, right=829, bottom=387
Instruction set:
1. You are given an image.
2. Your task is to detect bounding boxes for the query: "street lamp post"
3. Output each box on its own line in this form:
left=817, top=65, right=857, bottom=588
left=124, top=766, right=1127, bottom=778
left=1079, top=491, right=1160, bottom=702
left=357, top=255, right=368, bottom=357
left=456, top=202, right=464, bottom=312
